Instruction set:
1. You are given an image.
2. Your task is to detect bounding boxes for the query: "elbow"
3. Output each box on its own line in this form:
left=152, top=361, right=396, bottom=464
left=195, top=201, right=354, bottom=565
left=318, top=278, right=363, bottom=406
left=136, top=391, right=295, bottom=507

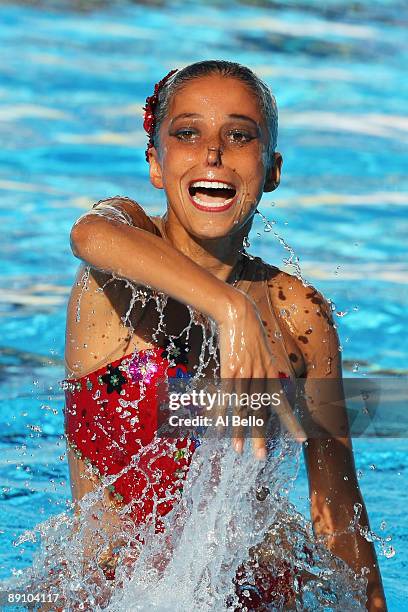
left=70, top=219, right=90, bottom=259
left=69, top=217, right=105, bottom=261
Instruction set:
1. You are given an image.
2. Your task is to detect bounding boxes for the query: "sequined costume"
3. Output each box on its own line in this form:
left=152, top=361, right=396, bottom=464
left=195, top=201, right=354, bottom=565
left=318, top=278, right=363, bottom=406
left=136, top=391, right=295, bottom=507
left=63, top=344, right=198, bottom=532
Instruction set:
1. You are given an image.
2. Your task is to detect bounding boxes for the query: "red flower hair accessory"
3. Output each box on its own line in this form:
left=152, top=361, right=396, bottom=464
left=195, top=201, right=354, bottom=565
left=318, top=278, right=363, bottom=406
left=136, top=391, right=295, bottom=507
left=143, top=68, right=178, bottom=162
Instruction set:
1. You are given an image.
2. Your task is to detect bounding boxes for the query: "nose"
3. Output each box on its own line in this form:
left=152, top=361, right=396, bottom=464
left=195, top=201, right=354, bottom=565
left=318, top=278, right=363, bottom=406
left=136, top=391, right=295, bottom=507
left=206, top=145, right=223, bottom=167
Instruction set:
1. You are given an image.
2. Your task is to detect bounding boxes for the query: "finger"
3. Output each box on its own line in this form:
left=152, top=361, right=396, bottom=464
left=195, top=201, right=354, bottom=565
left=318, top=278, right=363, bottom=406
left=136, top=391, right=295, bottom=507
left=231, top=377, right=246, bottom=450
left=244, top=374, right=266, bottom=450
left=232, top=436, right=244, bottom=454
left=252, top=435, right=267, bottom=460
left=273, top=382, right=307, bottom=443
left=249, top=373, right=268, bottom=430
left=231, top=418, right=245, bottom=452
left=201, top=378, right=225, bottom=439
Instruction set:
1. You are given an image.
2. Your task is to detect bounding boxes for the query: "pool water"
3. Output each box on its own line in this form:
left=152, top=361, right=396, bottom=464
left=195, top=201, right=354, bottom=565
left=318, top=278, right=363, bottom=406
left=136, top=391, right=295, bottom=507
left=0, top=1, right=406, bottom=609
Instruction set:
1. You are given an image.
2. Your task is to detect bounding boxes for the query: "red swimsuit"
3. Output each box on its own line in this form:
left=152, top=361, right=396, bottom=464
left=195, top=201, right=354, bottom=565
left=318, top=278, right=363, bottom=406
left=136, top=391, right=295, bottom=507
left=62, top=344, right=296, bottom=608
left=63, top=345, right=198, bottom=530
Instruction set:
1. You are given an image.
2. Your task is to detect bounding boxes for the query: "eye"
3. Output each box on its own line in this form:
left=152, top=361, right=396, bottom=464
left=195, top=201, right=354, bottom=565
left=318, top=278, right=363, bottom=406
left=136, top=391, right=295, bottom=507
left=175, top=128, right=198, bottom=141
left=227, top=130, right=253, bottom=144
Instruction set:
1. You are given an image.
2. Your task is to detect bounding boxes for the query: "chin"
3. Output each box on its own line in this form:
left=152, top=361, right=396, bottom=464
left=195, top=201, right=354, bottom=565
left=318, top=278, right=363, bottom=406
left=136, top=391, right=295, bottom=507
left=190, top=226, right=234, bottom=240
left=185, top=215, right=244, bottom=241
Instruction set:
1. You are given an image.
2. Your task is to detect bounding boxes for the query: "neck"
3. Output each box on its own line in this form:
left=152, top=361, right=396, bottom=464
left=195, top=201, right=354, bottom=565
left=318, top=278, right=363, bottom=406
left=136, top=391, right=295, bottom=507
left=162, top=209, right=253, bottom=283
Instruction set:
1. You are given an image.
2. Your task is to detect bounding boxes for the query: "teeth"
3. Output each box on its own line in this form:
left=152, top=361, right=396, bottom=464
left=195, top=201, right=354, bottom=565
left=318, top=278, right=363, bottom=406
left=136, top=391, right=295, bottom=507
left=191, top=195, right=235, bottom=207
left=190, top=180, right=235, bottom=190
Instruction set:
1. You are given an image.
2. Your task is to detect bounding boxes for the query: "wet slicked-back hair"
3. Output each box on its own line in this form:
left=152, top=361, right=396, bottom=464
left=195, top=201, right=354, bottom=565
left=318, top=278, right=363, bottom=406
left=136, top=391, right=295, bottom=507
left=151, top=60, right=278, bottom=166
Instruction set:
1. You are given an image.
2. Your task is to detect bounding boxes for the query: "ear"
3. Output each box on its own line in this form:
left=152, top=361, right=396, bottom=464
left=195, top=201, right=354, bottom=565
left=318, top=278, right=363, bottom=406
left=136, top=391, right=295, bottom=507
left=148, top=147, right=164, bottom=190
left=264, top=152, right=283, bottom=193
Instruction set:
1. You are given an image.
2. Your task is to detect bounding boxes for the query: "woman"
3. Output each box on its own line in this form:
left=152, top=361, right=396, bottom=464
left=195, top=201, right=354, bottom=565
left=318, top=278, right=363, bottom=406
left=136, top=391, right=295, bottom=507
left=63, top=60, right=386, bottom=610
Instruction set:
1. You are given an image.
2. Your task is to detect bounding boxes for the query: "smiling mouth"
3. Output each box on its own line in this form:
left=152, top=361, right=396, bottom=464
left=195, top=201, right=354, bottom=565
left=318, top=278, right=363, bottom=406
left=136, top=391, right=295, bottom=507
left=188, top=180, right=237, bottom=210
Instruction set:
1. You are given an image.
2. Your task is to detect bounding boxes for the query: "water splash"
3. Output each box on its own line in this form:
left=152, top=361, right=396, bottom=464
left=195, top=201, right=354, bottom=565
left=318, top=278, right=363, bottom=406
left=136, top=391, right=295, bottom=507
left=3, top=334, right=369, bottom=611
left=350, top=504, right=395, bottom=561
left=256, top=209, right=305, bottom=284
left=1, top=435, right=368, bottom=611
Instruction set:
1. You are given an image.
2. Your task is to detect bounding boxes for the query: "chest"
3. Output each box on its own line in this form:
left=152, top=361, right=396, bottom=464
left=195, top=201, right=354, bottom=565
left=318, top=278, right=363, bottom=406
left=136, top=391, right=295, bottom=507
left=113, top=281, right=305, bottom=379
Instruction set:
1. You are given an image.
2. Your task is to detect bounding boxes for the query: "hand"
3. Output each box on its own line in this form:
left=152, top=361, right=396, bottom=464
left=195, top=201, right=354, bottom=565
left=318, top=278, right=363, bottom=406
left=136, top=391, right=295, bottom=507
left=217, top=292, right=306, bottom=459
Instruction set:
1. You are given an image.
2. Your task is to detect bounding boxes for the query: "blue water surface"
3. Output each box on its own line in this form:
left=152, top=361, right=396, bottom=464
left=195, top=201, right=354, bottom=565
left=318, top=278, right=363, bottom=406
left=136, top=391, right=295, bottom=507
left=0, top=1, right=406, bottom=609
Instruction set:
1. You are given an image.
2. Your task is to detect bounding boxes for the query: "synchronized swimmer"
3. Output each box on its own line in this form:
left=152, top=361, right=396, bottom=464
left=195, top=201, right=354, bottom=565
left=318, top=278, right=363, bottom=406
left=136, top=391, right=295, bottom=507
left=63, top=60, right=387, bottom=610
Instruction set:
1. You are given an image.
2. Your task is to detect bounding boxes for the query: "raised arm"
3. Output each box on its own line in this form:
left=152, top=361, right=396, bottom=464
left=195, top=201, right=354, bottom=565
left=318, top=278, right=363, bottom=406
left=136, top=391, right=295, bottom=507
left=277, top=275, right=387, bottom=611
left=70, top=197, right=305, bottom=446
left=70, top=197, right=241, bottom=326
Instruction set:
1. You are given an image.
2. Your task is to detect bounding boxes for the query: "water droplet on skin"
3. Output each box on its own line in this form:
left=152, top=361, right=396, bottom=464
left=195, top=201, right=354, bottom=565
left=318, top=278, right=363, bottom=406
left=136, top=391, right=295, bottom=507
left=76, top=266, right=90, bottom=322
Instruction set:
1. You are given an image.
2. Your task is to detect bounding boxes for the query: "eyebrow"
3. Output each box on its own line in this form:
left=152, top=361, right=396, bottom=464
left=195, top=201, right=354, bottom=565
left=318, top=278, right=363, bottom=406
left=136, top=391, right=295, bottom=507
left=170, top=113, right=201, bottom=125
left=228, top=114, right=259, bottom=129
left=170, top=113, right=260, bottom=129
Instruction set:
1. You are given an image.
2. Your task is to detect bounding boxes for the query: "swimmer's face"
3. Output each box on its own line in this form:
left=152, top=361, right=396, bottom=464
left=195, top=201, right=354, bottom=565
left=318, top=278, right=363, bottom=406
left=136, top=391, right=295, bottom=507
left=148, top=74, right=282, bottom=239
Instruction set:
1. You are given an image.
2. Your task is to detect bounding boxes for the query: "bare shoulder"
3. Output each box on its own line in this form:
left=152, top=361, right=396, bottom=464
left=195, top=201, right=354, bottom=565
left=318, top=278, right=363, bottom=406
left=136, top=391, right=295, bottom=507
left=266, top=265, right=335, bottom=326
left=64, top=262, right=138, bottom=378
left=65, top=198, right=161, bottom=378
left=262, top=261, right=339, bottom=373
